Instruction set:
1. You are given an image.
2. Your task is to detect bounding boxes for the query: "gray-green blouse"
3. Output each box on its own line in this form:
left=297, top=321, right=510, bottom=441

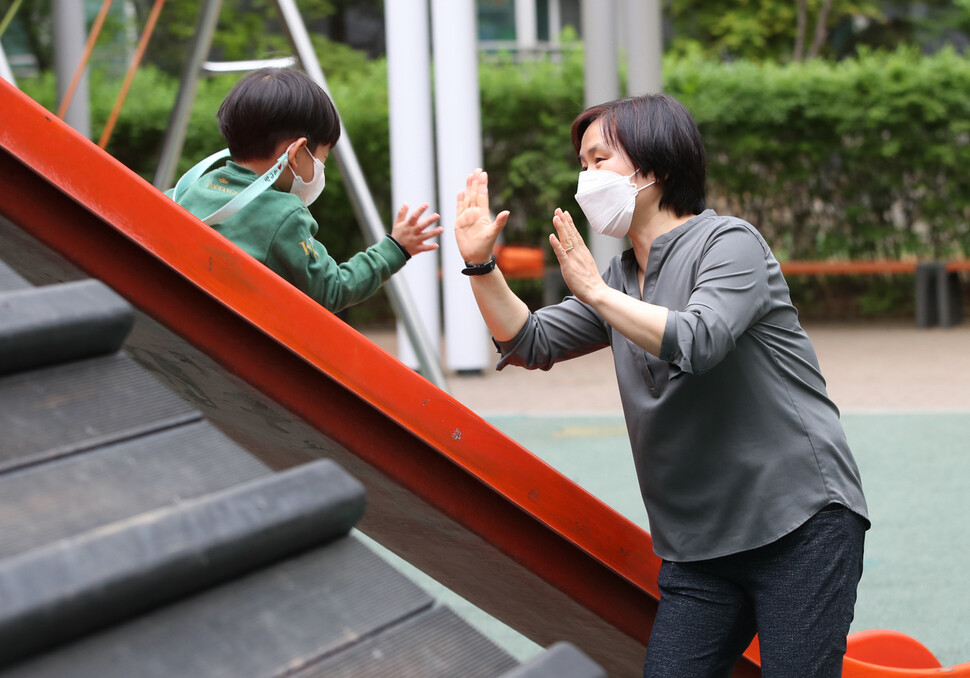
left=495, top=209, right=869, bottom=562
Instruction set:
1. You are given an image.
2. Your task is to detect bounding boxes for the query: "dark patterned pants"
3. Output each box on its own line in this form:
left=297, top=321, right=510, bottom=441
left=643, top=504, right=867, bottom=678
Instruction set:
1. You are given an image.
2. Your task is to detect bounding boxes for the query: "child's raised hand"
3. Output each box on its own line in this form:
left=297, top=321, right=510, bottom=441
left=391, top=203, right=443, bottom=257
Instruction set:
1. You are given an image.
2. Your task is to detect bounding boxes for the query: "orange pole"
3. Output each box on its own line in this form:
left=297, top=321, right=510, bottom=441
left=56, top=0, right=114, bottom=120
left=98, top=0, right=166, bottom=149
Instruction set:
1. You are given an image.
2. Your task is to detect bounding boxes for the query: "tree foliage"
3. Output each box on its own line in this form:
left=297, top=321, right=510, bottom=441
left=9, top=1, right=970, bottom=320
left=669, top=47, right=970, bottom=262
left=665, top=0, right=881, bottom=61
left=0, top=0, right=380, bottom=76
left=23, top=44, right=968, bottom=263
left=129, top=0, right=347, bottom=75
left=7, top=0, right=970, bottom=71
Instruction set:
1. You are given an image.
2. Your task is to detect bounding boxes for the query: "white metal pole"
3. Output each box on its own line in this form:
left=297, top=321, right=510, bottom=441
left=52, top=0, right=91, bottom=138
left=0, top=43, right=15, bottom=86
left=154, top=0, right=223, bottom=190
left=548, top=0, right=562, bottom=44
left=386, top=0, right=441, bottom=369
left=625, top=0, right=663, bottom=96
left=514, top=0, right=538, bottom=53
left=276, top=0, right=448, bottom=390
left=431, top=0, right=490, bottom=373
left=581, top=0, right=624, bottom=270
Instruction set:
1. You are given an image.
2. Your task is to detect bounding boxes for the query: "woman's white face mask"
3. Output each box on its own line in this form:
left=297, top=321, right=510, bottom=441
left=289, top=148, right=326, bottom=206
left=574, top=170, right=655, bottom=238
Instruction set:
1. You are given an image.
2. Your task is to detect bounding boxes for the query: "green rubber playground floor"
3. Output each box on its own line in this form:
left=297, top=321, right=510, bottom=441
left=362, top=410, right=970, bottom=667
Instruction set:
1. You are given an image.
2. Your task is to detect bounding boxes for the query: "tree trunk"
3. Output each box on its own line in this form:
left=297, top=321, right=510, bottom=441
left=807, top=0, right=834, bottom=59
left=794, top=0, right=807, bottom=62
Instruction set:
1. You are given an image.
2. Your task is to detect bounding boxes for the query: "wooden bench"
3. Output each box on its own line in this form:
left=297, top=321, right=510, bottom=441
left=494, top=244, right=569, bottom=306
left=781, top=259, right=965, bottom=328
left=497, top=246, right=966, bottom=327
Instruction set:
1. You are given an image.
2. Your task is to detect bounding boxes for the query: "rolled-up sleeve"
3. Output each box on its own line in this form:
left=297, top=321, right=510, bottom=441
left=495, top=296, right=610, bottom=371
left=659, top=227, right=770, bottom=375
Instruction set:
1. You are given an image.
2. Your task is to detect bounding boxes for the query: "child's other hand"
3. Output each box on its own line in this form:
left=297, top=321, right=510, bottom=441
left=391, top=203, right=443, bottom=257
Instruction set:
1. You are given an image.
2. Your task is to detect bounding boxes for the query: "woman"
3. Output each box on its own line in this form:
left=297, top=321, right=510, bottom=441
left=454, top=94, right=869, bottom=678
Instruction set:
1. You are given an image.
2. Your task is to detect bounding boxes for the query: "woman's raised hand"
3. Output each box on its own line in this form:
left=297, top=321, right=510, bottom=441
left=455, top=169, right=509, bottom=265
left=550, top=207, right=607, bottom=305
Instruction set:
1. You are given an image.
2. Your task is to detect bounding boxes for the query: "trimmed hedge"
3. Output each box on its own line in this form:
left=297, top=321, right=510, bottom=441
left=673, top=47, right=970, bottom=261
left=19, top=47, right=969, bottom=319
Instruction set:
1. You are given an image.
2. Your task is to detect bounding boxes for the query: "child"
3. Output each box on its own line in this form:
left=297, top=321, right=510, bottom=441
left=171, top=67, right=441, bottom=313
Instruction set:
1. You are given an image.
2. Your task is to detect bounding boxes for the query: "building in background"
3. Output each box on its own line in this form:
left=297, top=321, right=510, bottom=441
left=313, top=0, right=584, bottom=61
left=478, top=0, right=581, bottom=53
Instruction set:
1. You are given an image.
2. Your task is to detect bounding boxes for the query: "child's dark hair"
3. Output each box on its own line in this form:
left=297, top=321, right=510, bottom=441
left=571, top=94, right=706, bottom=217
left=217, top=68, right=341, bottom=161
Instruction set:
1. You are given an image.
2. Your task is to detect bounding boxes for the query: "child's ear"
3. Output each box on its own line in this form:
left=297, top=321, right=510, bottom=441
left=286, top=137, right=309, bottom=170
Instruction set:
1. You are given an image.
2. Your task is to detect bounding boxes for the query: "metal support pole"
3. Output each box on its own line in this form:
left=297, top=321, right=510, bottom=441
left=624, top=0, right=663, bottom=96
left=386, top=0, right=441, bottom=371
left=153, top=0, right=223, bottom=190
left=275, top=0, right=449, bottom=390
left=548, top=0, right=562, bottom=44
left=915, top=261, right=941, bottom=328
left=53, top=0, right=91, bottom=138
left=581, top=0, right=623, bottom=270
left=431, top=0, right=490, bottom=374
left=515, top=0, right=538, bottom=54
left=0, top=43, right=15, bottom=86
left=937, top=267, right=963, bottom=328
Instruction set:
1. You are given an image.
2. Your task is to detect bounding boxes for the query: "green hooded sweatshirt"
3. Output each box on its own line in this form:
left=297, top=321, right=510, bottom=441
left=171, top=160, right=406, bottom=313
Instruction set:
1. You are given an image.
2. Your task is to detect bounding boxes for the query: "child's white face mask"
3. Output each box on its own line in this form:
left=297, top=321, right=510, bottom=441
left=289, top=152, right=326, bottom=206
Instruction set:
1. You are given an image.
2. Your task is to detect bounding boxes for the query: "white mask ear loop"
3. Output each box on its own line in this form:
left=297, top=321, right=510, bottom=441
left=287, top=143, right=309, bottom=180
left=628, top=171, right=656, bottom=193
left=288, top=144, right=327, bottom=207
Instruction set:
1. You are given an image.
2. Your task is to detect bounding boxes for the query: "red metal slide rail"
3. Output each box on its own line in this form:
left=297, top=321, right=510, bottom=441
left=0, top=76, right=675, bottom=678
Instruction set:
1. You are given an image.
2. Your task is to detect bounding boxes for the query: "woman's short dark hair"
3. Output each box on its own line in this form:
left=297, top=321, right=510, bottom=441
left=571, top=94, right=706, bottom=217
left=217, top=68, right=341, bottom=161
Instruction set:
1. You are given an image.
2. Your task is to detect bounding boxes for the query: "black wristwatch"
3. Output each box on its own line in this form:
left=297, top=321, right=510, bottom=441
left=461, top=255, right=497, bottom=276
